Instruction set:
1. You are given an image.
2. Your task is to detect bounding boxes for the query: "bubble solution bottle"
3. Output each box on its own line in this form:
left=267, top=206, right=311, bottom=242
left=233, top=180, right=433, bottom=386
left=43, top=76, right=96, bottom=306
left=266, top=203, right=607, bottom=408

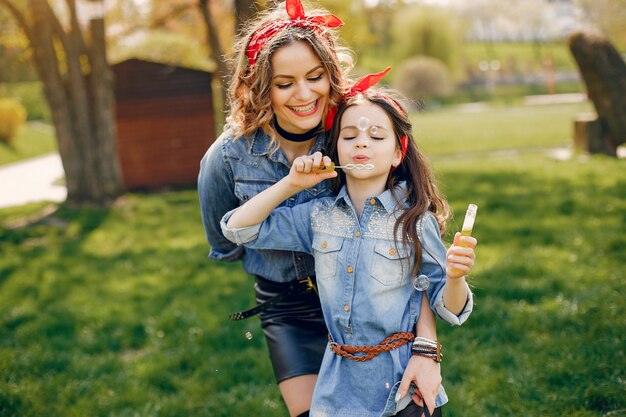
left=458, top=204, right=478, bottom=248
left=451, top=204, right=478, bottom=276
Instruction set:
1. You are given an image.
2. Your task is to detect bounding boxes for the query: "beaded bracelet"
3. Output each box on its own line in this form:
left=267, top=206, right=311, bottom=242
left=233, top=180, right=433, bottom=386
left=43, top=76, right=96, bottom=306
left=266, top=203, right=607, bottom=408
left=411, top=337, right=442, bottom=363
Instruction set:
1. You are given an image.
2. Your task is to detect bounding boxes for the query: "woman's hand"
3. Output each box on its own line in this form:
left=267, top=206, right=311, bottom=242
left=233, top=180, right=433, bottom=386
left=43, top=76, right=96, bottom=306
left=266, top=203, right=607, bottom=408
left=396, top=355, right=441, bottom=415
left=285, top=151, right=337, bottom=191
left=446, top=233, right=477, bottom=280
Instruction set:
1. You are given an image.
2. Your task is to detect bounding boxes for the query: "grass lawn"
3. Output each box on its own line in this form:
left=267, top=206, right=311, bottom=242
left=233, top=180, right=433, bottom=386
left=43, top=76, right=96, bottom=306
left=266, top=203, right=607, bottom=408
left=0, top=122, right=56, bottom=166
left=413, top=101, right=594, bottom=156
left=1, top=102, right=624, bottom=416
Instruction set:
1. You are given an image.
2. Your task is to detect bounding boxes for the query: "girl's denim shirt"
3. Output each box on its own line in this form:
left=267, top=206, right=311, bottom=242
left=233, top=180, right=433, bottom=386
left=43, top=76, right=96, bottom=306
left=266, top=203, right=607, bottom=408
left=198, top=128, right=333, bottom=282
left=221, top=183, right=473, bottom=417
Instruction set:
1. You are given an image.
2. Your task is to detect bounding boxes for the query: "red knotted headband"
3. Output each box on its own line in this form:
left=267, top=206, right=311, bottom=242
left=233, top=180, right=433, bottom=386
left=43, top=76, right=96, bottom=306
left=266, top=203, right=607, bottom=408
left=324, top=67, right=409, bottom=160
left=246, top=0, right=344, bottom=67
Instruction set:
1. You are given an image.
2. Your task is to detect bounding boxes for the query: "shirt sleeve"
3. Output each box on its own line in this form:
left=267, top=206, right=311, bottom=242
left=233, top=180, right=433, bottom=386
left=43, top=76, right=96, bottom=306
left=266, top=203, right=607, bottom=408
left=198, top=136, right=244, bottom=262
left=221, top=201, right=316, bottom=254
left=419, top=213, right=473, bottom=326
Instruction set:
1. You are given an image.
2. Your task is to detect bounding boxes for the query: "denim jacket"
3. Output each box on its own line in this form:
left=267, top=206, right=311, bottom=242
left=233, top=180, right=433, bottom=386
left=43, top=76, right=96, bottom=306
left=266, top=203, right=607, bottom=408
left=222, top=183, right=473, bottom=416
left=198, top=127, right=334, bottom=282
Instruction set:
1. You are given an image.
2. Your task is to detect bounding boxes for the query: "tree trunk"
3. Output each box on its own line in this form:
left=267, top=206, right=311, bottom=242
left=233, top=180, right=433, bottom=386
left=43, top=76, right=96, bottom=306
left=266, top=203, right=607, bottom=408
left=198, top=0, right=264, bottom=130
left=87, top=16, right=123, bottom=201
left=199, top=0, right=230, bottom=128
left=1, top=0, right=123, bottom=206
left=568, top=30, right=626, bottom=155
left=234, top=0, right=258, bottom=34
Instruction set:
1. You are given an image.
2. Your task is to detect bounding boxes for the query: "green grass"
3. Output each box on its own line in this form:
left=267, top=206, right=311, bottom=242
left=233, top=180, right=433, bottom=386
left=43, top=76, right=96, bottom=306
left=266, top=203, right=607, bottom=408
left=0, top=122, right=56, bottom=165
left=1, top=102, right=625, bottom=417
left=414, top=101, right=594, bottom=156
left=437, top=153, right=626, bottom=417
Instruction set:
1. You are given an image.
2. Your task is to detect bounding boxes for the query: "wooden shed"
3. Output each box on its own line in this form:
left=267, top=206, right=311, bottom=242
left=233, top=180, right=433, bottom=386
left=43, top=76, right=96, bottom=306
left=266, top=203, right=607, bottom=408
left=112, top=59, right=215, bottom=189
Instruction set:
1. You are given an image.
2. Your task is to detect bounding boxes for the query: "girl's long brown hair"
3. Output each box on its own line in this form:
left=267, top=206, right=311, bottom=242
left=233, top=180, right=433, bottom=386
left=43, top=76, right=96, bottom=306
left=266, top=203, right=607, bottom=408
left=328, top=92, right=450, bottom=276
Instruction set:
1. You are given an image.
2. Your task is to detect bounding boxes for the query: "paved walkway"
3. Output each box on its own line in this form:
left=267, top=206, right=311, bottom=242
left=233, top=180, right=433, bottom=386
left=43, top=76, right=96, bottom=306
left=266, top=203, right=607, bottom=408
left=0, top=153, right=66, bottom=209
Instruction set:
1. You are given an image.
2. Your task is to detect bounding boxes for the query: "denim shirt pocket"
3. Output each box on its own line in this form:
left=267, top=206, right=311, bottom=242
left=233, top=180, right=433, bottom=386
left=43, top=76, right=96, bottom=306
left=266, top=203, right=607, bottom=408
left=312, top=234, right=343, bottom=280
left=233, top=178, right=276, bottom=203
left=370, top=240, right=411, bottom=286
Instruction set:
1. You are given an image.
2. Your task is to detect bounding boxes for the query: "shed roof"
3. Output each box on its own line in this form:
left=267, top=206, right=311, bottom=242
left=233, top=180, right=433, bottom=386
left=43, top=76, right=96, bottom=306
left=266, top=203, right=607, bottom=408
left=112, top=59, right=214, bottom=100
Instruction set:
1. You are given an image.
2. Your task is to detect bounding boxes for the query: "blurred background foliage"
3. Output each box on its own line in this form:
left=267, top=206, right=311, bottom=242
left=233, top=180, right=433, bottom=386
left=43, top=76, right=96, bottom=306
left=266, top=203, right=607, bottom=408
left=1, top=0, right=625, bottom=123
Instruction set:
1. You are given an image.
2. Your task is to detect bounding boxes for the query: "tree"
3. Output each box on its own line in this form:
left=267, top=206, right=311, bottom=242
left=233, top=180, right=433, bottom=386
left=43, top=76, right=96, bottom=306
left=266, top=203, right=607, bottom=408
left=197, top=0, right=262, bottom=123
left=0, top=0, right=123, bottom=206
left=569, top=30, right=626, bottom=155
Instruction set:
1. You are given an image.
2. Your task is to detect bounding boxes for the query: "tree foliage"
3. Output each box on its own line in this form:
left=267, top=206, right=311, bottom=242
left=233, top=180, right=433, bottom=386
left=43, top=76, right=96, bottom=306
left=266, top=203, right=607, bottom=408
left=575, top=0, right=626, bottom=50
left=109, top=30, right=215, bottom=72
left=390, top=5, right=461, bottom=73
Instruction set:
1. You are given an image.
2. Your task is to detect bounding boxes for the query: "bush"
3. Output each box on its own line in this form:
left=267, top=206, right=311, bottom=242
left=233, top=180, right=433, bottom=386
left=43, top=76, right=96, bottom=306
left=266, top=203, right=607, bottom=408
left=0, top=98, right=27, bottom=144
left=0, top=82, right=50, bottom=122
left=393, top=56, right=453, bottom=105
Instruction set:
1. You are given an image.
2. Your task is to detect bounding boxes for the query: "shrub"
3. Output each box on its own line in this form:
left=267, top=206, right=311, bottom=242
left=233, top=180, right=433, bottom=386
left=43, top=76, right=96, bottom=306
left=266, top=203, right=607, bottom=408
left=393, top=56, right=453, bottom=105
left=0, top=98, right=27, bottom=144
left=0, top=82, right=50, bottom=122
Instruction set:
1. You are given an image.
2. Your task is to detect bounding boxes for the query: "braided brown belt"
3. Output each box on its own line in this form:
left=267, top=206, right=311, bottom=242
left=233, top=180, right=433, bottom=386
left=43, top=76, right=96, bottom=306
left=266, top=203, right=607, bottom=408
left=328, top=332, right=415, bottom=362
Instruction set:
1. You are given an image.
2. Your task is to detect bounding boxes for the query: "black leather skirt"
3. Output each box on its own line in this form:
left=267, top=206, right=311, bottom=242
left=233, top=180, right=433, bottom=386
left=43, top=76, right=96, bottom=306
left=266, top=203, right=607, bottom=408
left=255, top=275, right=327, bottom=383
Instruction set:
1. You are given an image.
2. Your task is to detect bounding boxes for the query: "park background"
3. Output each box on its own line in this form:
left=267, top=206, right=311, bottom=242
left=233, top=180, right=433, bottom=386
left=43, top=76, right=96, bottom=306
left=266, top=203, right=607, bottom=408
left=0, top=0, right=625, bottom=416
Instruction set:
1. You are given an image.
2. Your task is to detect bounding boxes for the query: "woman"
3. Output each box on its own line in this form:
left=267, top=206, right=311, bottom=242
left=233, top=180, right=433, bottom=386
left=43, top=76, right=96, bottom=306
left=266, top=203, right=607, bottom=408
left=198, top=1, right=441, bottom=415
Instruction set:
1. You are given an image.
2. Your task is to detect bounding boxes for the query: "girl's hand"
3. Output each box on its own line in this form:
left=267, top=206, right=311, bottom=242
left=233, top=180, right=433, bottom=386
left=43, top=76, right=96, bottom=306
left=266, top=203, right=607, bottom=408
left=396, top=355, right=441, bottom=415
left=446, top=233, right=477, bottom=280
left=286, top=151, right=337, bottom=190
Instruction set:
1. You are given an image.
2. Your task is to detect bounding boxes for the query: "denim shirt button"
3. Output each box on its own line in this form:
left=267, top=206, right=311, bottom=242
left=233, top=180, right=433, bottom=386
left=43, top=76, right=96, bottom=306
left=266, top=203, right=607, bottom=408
left=389, top=248, right=396, bottom=255
left=343, top=305, right=350, bottom=312
left=354, top=231, right=361, bottom=237
left=347, top=266, right=353, bottom=273
left=369, top=198, right=376, bottom=205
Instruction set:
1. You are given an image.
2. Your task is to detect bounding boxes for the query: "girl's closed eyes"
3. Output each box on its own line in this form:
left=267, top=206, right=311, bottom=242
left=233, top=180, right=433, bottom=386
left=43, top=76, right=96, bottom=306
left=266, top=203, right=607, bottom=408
left=340, top=126, right=388, bottom=141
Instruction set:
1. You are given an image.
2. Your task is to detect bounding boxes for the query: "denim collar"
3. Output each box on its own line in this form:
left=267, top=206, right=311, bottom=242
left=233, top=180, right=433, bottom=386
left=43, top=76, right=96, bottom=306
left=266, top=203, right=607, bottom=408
left=248, top=129, right=328, bottom=162
left=334, top=181, right=409, bottom=213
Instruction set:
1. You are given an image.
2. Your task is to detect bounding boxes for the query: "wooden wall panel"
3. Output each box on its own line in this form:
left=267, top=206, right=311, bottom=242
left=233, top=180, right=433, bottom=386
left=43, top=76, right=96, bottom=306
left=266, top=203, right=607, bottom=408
left=112, top=59, right=216, bottom=189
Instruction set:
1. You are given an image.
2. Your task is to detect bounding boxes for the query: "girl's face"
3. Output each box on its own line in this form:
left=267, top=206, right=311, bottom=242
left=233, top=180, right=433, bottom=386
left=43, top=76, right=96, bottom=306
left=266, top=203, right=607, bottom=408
left=337, top=103, right=402, bottom=183
left=269, top=41, right=331, bottom=134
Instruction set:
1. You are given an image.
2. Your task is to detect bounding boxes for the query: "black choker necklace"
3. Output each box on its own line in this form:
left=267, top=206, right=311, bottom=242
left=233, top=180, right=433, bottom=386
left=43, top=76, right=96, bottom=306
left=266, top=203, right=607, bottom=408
left=273, top=115, right=322, bottom=142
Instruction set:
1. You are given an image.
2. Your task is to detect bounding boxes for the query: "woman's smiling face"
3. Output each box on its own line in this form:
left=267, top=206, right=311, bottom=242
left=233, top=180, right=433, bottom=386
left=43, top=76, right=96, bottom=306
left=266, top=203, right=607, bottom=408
left=269, top=41, right=331, bottom=134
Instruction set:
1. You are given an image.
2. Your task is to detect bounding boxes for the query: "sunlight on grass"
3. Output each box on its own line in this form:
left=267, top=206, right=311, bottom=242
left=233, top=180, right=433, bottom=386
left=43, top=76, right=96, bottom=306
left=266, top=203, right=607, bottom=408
left=414, top=102, right=594, bottom=156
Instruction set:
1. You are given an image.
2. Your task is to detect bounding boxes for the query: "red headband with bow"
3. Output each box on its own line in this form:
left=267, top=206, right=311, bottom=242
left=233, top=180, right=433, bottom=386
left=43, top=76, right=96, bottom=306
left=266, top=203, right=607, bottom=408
left=324, top=67, right=409, bottom=160
left=246, top=0, right=343, bottom=67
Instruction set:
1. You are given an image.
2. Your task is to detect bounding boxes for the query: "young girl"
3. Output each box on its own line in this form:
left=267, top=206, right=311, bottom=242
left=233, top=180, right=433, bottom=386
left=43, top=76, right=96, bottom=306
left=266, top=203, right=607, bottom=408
left=199, top=2, right=442, bottom=415
left=221, top=87, right=476, bottom=416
